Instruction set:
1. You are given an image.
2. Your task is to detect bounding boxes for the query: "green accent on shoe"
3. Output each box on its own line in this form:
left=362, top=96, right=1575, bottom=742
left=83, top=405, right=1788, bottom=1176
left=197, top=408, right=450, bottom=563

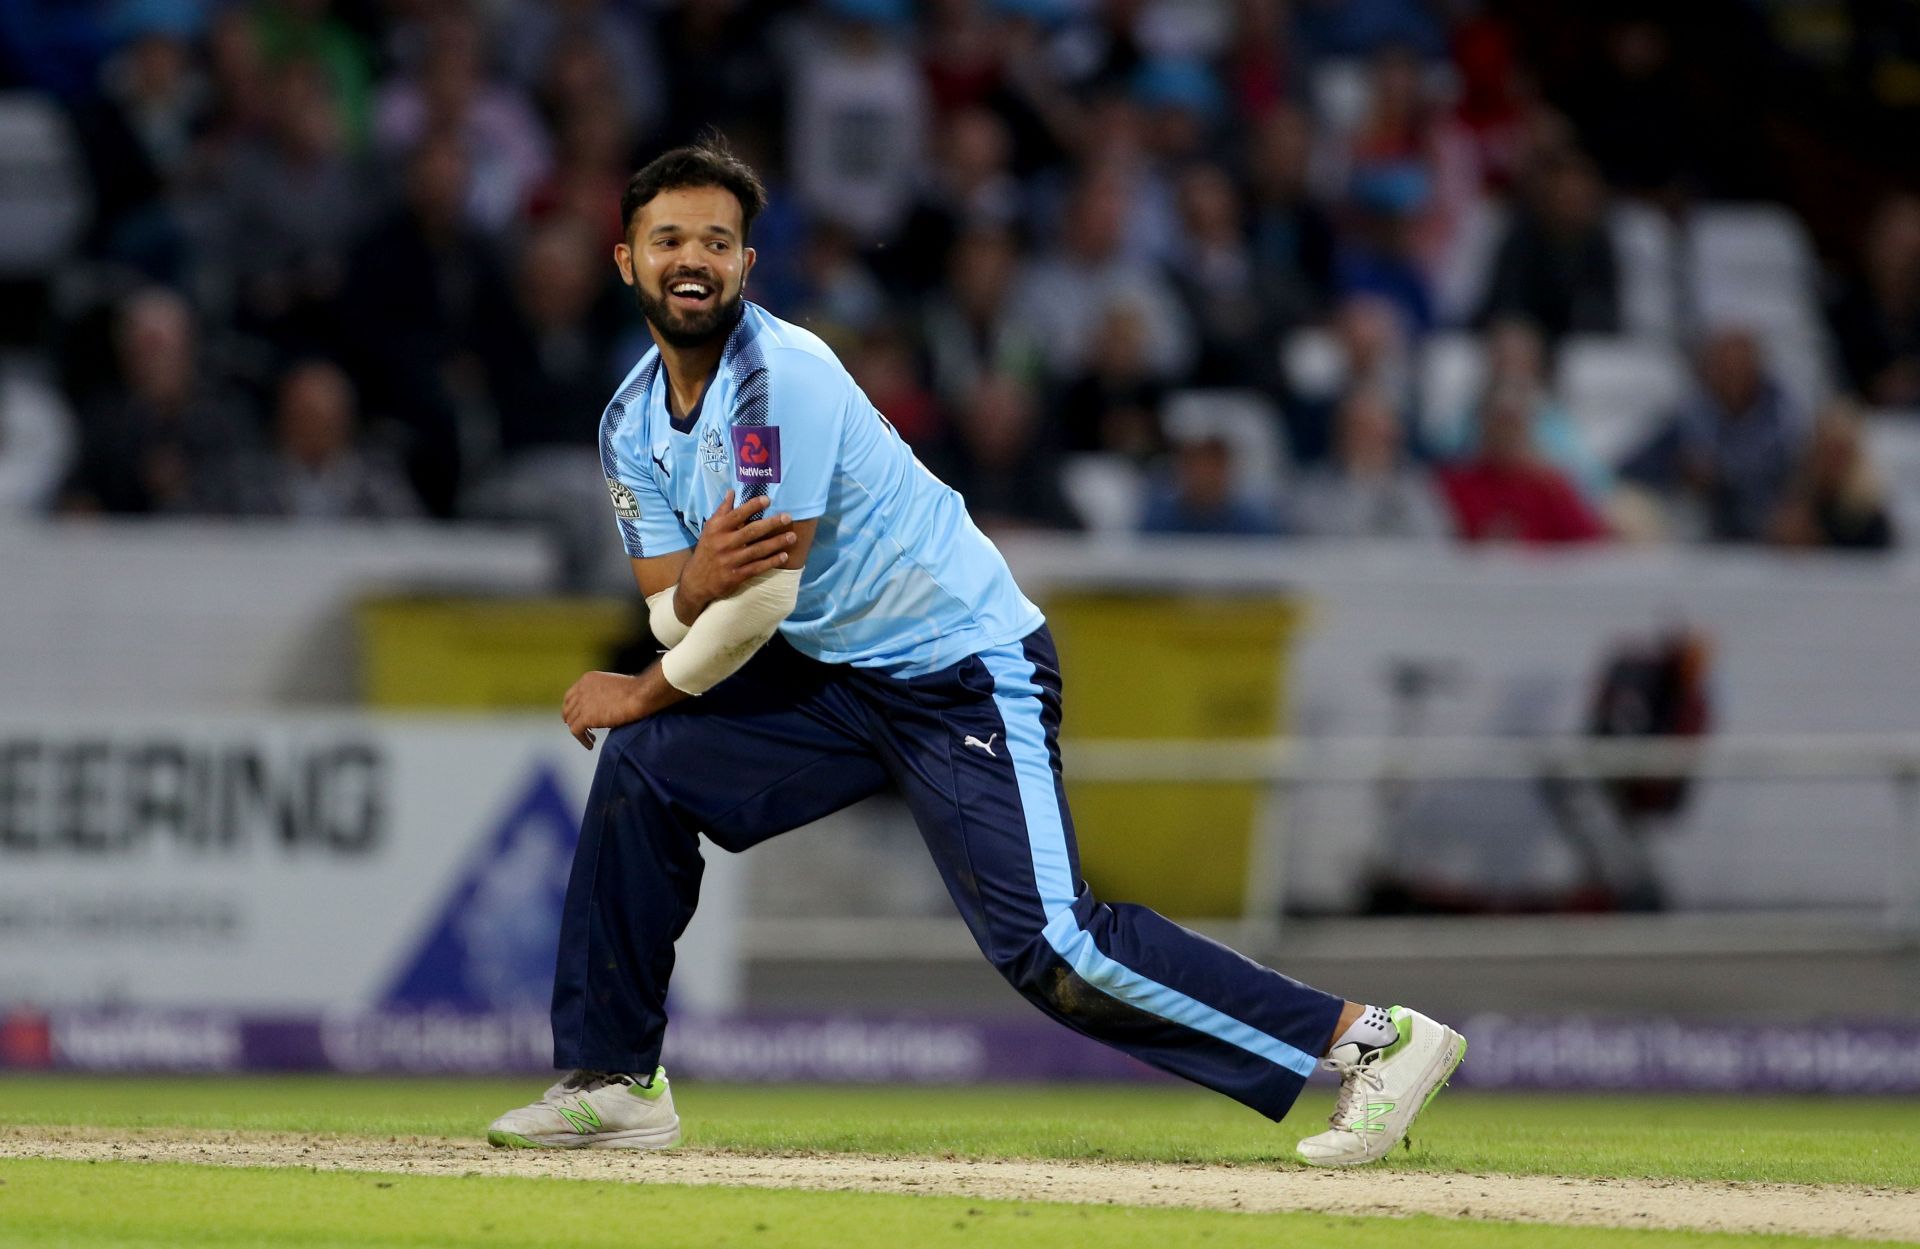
left=629, top=1065, right=670, bottom=1101
left=487, top=1131, right=541, bottom=1149
left=1352, top=1101, right=1396, bottom=1133
left=555, top=1099, right=602, bottom=1135
left=1378, top=1006, right=1416, bottom=1062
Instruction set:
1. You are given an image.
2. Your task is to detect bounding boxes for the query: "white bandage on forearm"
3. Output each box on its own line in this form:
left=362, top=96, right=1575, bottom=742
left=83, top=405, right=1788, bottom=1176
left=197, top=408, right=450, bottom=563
left=646, top=586, right=691, bottom=649
left=659, top=568, right=801, bottom=695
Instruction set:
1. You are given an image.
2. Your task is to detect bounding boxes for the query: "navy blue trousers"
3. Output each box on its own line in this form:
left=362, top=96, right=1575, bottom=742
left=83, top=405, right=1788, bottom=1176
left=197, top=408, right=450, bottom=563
left=551, top=626, right=1344, bottom=1120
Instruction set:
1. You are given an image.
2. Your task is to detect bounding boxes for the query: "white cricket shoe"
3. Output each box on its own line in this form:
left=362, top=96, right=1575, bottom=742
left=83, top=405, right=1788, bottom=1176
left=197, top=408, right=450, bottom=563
left=1295, top=1005, right=1465, bottom=1167
left=487, top=1066, right=681, bottom=1150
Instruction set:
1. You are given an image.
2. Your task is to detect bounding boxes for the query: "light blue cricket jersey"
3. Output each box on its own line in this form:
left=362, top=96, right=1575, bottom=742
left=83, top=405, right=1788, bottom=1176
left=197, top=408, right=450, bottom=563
left=599, top=302, right=1043, bottom=676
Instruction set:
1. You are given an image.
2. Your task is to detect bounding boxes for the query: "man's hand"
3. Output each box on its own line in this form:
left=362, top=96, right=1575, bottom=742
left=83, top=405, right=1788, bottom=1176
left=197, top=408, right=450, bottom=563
left=562, top=671, right=649, bottom=749
left=674, top=491, right=797, bottom=624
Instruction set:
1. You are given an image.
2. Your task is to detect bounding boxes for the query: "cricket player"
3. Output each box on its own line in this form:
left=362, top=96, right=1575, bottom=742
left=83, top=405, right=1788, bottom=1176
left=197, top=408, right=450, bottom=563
left=486, top=141, right=1465, bottom=1166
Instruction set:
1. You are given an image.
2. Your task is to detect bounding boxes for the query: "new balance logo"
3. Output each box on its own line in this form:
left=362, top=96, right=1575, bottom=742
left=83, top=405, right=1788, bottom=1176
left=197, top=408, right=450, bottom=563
left=1353, top=1101, right=1395, bottom=1133
left=963, top=733, right=999, bottom=758
left=556, top=1099, right=602, bottom=1135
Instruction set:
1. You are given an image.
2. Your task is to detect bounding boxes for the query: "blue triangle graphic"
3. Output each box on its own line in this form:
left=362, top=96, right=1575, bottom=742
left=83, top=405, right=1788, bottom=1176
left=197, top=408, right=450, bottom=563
left=380, top=766, right=581, bottom=1010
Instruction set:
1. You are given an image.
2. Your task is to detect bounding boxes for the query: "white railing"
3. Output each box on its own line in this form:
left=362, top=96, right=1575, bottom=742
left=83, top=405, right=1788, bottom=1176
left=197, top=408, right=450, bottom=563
left=1066, top=733, right=1920, bottom=947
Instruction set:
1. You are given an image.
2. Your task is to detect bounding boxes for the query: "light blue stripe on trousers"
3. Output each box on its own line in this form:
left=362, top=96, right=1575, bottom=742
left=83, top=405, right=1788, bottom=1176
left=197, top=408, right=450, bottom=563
left=979, top=647, right=1319, bottom=1080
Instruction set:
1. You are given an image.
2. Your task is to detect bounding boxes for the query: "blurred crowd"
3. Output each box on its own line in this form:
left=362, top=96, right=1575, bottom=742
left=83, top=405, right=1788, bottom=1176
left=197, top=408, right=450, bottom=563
left=0, top=0, right=1914, bottom=584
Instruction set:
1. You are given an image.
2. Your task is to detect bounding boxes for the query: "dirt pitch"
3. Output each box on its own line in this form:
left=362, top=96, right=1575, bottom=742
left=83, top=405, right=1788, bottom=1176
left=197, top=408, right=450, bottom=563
left=3, top=1127, right=1914, bottom=1242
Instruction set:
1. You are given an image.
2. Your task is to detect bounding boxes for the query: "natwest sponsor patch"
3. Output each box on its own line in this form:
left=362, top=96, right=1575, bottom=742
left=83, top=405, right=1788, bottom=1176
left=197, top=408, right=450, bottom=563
left=731, top=426, right=781, bottom=484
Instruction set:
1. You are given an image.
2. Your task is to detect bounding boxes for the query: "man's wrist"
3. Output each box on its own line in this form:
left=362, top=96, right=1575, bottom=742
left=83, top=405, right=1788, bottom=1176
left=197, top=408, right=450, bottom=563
left=672, top=583, right=707, bottom=626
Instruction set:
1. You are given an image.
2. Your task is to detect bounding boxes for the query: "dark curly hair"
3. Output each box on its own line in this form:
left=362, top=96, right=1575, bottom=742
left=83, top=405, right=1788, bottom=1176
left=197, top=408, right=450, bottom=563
left=620, top=137, right=768, bottom=243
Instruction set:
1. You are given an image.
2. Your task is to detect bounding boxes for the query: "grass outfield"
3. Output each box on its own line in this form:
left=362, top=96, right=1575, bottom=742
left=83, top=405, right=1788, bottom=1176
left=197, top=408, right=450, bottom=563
left=2, top=1077, right=1914, bottom=1247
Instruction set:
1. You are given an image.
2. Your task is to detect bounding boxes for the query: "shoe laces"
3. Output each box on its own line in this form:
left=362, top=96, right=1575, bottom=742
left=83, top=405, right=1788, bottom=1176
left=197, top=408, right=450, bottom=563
left=554, top=1069, right=637, bottom=1097
left=1324, top=1053, right=1387, bottom=1133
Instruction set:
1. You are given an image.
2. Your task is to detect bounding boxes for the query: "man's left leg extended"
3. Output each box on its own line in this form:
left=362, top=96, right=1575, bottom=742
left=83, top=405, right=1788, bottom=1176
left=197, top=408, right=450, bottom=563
left=860, top=626, right=1462, bottom=1157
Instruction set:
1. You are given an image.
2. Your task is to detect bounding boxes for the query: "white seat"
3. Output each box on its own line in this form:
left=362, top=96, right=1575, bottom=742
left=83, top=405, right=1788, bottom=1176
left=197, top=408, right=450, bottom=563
left=1281, top=326, right=1344, bottom=399
left=1060, top=453, right=1146, bottom=535
left=1559, top=336, right=1688, bottom=464
left=1609, top=201, right=1679, bottom=339
left=1862, top=414, right=1920, bottom=540
left=1416, top=332, right=1485, bottom=447
left=1434, top=195, right=1508, bottom=327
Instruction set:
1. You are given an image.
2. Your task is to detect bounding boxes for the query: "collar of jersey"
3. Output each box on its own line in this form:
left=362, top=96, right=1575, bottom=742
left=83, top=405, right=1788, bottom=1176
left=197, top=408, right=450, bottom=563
left=665, top=356, right=724, bottom=435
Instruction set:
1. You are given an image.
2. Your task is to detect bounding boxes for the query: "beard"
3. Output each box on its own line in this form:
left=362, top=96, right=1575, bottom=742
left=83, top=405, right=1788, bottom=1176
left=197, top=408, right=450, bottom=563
left=633, top=275, right=745, bottom=350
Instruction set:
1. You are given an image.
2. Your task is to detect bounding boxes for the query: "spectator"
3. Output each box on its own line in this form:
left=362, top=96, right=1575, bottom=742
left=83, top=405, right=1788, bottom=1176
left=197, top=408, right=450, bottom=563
left=1226, top=0, right=1302, bottom=119
left=925, top=373, right=1078, bottom=532
left=1170, top=161, right=1277, bottom=387
left=500, top=0, right=663, bottom=139
left=1769, top=400, right=1895, bottom=551
left=235, top=360, right=419, bottom=520
left=1285, top=293, right=1413, bottom=466
left=1057, top=302, right=1166, bottom=460
left=1140, top=432, right=1286, bottom=536
left=1293, top=0, right=1446, bottom=63
left=525, top=105, right=635, bottom=252
left=341, top=134, right=514, bottom=517
left=1295, top=387, right=1451, bottom=539
left=1562, top=17, right=1693, bottom=200
left=1015, top=166, right=1193, bottom=381
left=250, top=0, right=374, bottom=150
left=1439, top=318, right=1612, bottom=505
left=1829, top=193, right=1920, bottom=407
left=1621, top=327, right=1803, bottom=543
left=1244, top=105, right=1336, bottom=325
left=213, top=57, right=368, bottom=354
left=1132, top=58, right=1224, bottom=168
left=788, top=0, right=929, bottom=244
left=848, top=328, right=940, bottom=447
left=888, top=106, right=1026, bottom=293
left=373, top=10, right=551, bottom=233
left=790, top=221, right=889, bottom=342
left=73, top=1, right=208, bottom=276
left=1440, top=381, right=1606, bottom=544
left=62, top=287, right=251, bottom=516
left=653, top=0, right=785, bottom=148
left=1337, top=43, right=1475, bottom=278
left=1477, top=149, right=1618, bottom=341
left=918, top=225, right=1046, bottom=411
left=485, top=218, right=621, bottom=455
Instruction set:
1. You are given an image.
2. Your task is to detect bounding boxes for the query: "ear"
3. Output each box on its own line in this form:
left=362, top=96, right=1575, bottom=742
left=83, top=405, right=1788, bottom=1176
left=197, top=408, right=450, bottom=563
left=740, top=245, right=757, bottom=289
left=613, top=242, right=635, bottom=287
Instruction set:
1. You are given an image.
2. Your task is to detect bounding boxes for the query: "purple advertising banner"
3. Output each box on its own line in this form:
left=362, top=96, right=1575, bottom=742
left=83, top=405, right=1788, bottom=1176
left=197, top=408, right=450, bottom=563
left=4, top=1008, right=1918, bottom=1093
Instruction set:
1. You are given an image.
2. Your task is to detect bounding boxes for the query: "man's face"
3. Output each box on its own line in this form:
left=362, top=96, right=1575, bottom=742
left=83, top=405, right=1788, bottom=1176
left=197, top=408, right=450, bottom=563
left=616, top=186, right=756, bottom=350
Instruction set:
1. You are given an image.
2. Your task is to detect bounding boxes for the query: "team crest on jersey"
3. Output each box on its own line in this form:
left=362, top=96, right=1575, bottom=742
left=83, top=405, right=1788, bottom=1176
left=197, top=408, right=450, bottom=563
left=699, top=426, right=728, bottom=477
left=606, top=477, right=640, bottom=519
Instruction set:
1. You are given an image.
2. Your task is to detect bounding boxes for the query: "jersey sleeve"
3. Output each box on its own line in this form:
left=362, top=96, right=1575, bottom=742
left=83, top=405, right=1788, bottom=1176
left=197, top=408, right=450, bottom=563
left=601, top=403, right=690, bottom=559
left=730, top=350, right=845, bottom=520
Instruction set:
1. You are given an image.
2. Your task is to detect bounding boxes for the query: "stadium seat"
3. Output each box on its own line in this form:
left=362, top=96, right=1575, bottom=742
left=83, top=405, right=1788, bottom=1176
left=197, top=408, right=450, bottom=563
left=1863, top=412, right=1920, bottom=540
left=1559, top=336, right=1688, bottom=464
left=1609, top=201, right=1680, bottom=340
left=1686, top=204, right=1833, bottom=403
left=1060, top=453, right=1147, bottom=535
left=1416, top=332, right=1485, bottom=447
left=1433, top=196, right=1508, bottom=327
left=1281, top=326, right=1344, bottom=398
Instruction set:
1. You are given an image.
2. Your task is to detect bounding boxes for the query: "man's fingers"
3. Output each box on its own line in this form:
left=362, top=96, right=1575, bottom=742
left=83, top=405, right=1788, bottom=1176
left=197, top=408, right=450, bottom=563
left=738, top=513, right=795, bottom=542
left=725, top=493, right=773, bottom=525
left=738, top=552, right=792, bottom=578
left=705, top=489, right=736, bottom=524
left=737, top=533, right=798, bottom=564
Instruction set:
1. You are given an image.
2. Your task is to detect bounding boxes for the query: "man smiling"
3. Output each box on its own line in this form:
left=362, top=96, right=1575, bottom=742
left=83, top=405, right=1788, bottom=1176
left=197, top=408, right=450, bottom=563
left=484, top=140, right=1465, bottom=1165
